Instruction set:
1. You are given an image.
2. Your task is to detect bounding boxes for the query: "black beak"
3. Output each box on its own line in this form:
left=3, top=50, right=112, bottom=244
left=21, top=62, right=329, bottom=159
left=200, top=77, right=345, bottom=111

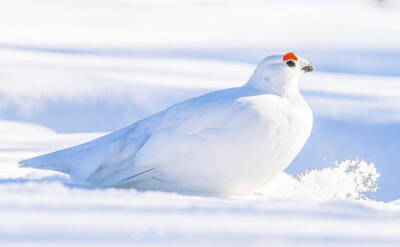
left=302, top=64, right=314, bottom=73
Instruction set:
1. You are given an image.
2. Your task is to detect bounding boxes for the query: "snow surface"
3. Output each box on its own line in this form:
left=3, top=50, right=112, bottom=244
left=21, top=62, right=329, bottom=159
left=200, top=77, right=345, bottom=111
left=1, top=0, right=400, bottom=245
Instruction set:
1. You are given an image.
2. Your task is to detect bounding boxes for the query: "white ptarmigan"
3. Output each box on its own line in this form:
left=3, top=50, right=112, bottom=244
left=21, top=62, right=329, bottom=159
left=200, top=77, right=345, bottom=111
left=21, top=52, right=314, bottom=195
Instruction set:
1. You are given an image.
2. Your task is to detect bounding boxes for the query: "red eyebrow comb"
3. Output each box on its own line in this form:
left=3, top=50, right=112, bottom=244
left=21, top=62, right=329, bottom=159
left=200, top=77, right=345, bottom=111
left=283, top=52, right=298, bottom=61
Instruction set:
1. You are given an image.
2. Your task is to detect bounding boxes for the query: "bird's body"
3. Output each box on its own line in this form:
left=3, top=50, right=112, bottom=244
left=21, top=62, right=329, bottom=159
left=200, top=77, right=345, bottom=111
left=21, top=52, right=314, bottom=195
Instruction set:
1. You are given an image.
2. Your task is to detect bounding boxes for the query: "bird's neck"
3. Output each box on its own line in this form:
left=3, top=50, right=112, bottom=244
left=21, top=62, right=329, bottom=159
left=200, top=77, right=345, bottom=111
left=245, top=77, right=300, bottom=98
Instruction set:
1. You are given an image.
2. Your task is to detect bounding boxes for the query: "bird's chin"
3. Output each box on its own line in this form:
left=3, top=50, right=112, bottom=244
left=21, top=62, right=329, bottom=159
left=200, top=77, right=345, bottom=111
left=302, top=65, right=314, bottom=73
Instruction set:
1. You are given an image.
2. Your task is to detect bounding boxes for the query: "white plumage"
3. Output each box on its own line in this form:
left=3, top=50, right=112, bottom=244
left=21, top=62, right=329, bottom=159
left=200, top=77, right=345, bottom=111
left=21, top=52, right=314, bottom=195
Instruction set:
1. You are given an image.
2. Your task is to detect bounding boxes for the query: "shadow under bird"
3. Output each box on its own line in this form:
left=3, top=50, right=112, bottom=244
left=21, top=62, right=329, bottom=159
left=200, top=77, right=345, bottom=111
left=21, top=52, right=314, bottom=195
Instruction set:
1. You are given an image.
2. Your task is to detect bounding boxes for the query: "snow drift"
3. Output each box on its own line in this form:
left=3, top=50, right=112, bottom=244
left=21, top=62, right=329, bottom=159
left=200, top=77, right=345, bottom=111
left=260, top=159, right=380, bottom=201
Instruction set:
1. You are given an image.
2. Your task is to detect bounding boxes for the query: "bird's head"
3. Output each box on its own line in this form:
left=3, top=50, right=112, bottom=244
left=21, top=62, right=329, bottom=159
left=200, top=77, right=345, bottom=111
left=247, top=52, right=314, bottom=97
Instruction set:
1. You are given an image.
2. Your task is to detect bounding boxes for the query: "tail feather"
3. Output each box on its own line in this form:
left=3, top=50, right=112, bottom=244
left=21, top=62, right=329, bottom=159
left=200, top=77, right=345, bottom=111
left=20, top=153, right=72, bottom=174
left=19, top=124, right=148, bottom=184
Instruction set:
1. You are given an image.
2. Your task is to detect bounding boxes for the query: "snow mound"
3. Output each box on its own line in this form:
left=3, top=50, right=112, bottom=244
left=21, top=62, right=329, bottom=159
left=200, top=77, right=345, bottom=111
left=260, top=159, right=380, bottom=201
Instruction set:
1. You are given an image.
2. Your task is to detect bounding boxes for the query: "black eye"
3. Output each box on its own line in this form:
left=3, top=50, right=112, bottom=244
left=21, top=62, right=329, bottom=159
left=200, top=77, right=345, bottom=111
left=286, top=60, right=295, bottom=67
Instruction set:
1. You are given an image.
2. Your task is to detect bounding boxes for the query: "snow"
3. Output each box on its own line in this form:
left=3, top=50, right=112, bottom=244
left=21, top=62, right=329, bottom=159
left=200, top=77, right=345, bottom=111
left=1, top=0, right=400, bottom=245
left=1, top=0, right=399, bottom=49
left=1, top=182, right=399, bottom=247
left=1, top=187, right=400, bottom=247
